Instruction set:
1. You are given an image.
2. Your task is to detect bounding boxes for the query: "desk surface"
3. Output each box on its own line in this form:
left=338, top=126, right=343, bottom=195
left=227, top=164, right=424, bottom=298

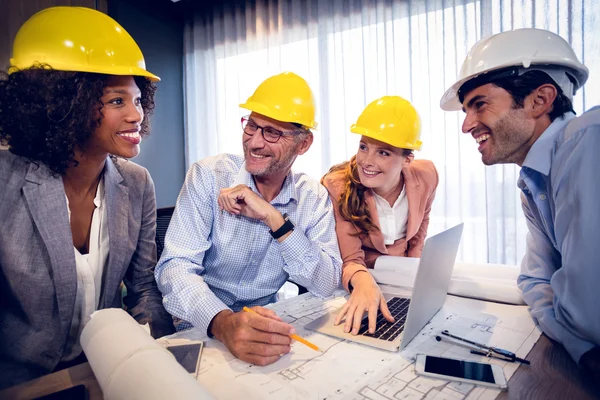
left=498, top=334, right=599, bottom=400
left=2, top=334, right=598, bottom=400
left=0, top=362, right=102, bottom=400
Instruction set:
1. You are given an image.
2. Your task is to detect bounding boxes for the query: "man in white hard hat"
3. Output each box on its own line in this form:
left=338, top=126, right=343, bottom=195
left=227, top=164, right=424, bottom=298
left=441, top=28, right=599, bottom=379
left=155, top=72, right=342, bottom=366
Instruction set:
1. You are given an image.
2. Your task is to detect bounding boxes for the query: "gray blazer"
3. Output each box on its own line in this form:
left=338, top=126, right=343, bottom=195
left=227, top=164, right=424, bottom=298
left=0, top=150, right=174, bottom=389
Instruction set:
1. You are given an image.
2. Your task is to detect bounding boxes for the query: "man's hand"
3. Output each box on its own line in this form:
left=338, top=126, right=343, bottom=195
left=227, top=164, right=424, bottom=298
left=334, top=270, right=394, bottom=335
left=218, top=184, right=275, bottom=222
left=210, top=307, right=295, bottom=366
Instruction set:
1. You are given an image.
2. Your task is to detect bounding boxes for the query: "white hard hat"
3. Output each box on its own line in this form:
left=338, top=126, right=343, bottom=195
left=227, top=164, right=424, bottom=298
left=440, top=28, right=589, bottom=111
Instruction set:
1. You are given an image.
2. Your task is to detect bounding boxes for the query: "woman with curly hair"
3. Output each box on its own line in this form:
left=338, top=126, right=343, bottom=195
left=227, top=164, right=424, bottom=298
left=321, top=96, right=438, bottom=337
left=0, top=7, right=174, bottom=388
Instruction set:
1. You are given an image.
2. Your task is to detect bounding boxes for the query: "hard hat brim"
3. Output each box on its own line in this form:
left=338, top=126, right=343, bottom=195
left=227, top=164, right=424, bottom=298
left=350, top=125, right=422, bottom=151
left=9, top=59, right=161, bottom=82
left=440, top=61, right=589, bottom=111
left=239, top=100, right=317, bottom=129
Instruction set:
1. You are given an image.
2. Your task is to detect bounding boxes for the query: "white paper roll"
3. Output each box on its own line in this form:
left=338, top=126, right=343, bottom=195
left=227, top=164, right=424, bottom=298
left=372, top=256, right=525, bottom=305
left=80, top=308, right=213, bottom=400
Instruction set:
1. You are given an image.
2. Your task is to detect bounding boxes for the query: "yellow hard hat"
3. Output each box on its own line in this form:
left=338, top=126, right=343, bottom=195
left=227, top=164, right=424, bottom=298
left=240, top=72, right=317, bottom=129
left=351, top=96, right=422, bottom=150
left=10, top=6, right=159, bottom=81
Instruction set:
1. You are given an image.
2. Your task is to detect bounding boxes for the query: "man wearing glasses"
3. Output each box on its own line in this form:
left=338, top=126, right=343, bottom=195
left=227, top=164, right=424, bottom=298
left=155, top=72, right=342, bottom=366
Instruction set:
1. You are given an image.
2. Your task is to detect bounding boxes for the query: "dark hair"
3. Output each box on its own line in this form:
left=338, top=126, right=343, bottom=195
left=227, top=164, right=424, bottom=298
left=321, top=148, right=413, bottom=236
left=0, top=64, right=156, bottom=175
left=459, top=68, right=574, bottom=122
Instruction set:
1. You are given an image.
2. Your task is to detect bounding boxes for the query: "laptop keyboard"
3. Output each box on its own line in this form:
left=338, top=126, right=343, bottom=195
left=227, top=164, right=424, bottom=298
left=357, top=297, right=410, bottom=341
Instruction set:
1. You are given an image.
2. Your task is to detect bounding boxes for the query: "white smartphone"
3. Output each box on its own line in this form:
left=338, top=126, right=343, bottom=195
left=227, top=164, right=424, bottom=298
left=415, top=354, right=507, bottom=390
left=166, top=341, right=203, bottom=378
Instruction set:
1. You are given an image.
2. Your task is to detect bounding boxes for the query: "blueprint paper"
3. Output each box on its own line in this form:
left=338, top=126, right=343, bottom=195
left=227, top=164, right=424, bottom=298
left=80, top=308, right=213, bottom=400
left=172, top=292, right=541, bottom=400
left=372, top=257, right=524, bottom=305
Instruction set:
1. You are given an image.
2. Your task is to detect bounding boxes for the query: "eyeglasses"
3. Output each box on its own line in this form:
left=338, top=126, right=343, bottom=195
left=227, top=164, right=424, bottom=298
left=241, top=116, right=297, bottom=144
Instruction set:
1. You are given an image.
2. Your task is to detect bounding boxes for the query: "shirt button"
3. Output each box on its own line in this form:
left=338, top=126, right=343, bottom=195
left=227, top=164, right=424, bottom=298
left=540, top=194, right=547, bottom=200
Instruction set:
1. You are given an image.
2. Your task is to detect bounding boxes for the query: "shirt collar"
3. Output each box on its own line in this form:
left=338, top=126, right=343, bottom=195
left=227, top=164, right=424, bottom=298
left=93, top=174, right=105, bottom=208
left=64, top=173, right=105, bottom=218
left=234, top=161, right=298, bottom=205
left=521, top=112, right=575, bottom=176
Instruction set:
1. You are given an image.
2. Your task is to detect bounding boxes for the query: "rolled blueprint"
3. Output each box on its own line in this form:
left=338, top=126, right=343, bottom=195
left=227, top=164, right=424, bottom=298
left=80, top=308, right=213, bottom=400
left=372, top=256, right=524, bottom=305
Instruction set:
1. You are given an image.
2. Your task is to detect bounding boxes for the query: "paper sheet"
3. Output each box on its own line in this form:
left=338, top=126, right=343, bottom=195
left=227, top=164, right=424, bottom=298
left=80, top=308, right=213, bottom=400
left=372, top=257, right=525, bottom=305
left=171, top=291, right=541, bottom=400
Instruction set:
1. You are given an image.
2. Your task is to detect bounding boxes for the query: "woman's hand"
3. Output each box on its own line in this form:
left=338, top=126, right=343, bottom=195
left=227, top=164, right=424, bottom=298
left=334, top=270, right=394, bottom=335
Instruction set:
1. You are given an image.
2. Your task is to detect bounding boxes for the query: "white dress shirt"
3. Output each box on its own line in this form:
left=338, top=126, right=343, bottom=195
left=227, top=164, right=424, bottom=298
left=62, top=177, right=109, bottom=361
left=373, top=187, right=409, bottom=245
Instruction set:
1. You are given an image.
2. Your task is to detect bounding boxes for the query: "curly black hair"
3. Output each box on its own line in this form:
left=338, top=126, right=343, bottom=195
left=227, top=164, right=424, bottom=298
left=0, top=64, right=156, bottom=175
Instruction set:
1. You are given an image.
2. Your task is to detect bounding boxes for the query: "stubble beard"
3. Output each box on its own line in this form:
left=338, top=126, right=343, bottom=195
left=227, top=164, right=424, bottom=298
left=483, top=108, right=532, bottom=166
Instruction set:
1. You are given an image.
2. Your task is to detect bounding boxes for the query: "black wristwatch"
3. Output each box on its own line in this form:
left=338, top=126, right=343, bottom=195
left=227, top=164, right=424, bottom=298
left=269, top=213, right=294, bottom=239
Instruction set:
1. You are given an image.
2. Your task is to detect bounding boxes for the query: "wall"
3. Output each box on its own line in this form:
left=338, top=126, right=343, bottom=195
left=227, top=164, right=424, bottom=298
left=108, top=0, right=185, bottom=208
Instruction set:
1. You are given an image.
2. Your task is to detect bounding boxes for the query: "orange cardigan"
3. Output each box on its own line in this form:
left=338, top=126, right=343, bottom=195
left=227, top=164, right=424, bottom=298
left=322, top=160, right=438, bottom=292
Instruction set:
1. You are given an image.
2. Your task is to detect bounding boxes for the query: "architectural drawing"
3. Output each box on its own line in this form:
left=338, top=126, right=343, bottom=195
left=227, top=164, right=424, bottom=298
left=171, top=291, right=541, bottom=400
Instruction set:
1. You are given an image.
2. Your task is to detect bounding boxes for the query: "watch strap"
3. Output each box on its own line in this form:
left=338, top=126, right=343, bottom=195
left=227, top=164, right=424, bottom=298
left=269, top=213, right=294, bottom=239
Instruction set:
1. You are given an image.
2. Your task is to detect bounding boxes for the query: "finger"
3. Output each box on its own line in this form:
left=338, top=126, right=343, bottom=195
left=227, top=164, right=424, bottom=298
left=247, top=343, right=292, bottom=357
left=351, top=306, right=365, bottom=335
left=334, top=301, right=351, bottom=326
left=248, top=314, right=295, bottom=335
left=223, top=196, right=242, bottom=215
left=251, top=306, right=283, bottom=321
left=343, top=303, right=358, bottom=333
left=223, top=194, right=238, bottom=212
left=249, top=330, right=292, bottom=346
left=379, top=297, right=395, bottom=323
left=367, top=304, right=378, bottom=334
left=242, top=353, right=283, bottom=367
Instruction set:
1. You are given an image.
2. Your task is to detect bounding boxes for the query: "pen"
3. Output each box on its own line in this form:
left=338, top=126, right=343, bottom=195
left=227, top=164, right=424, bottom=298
left=242, top=306, right=320, bottom=351
left=438, top=330, right=530, bottom=365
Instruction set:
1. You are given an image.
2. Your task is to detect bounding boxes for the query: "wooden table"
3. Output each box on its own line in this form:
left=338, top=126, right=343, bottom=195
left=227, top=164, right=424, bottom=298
left=2, top=334, right=598, bottom=400
left=0, top=362, right=102, bottom=400
left=498, top=334, right=600, bottom=400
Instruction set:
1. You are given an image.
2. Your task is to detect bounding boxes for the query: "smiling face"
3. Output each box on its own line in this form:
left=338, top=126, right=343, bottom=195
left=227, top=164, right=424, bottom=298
left=355, top=136, right=411, bottom=196
left=242, top=112, right=312, bottom=178
left=82, top=75, right=144, bottom=159
left=461, top=83, right=536, bottom=166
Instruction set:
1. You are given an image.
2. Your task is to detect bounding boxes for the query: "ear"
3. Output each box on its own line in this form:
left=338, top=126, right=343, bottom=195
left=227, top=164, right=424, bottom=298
left=529, top=84, right=557, bottom=119
left=295, top=132, right=314, bottom=155
left=404, top=152, right=414, bottom=167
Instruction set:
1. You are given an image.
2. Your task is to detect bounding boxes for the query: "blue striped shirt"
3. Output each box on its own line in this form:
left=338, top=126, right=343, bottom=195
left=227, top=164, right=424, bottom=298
left=517, top=107, right=600, bottom=363
left=155, top=153, right=342, bottom=334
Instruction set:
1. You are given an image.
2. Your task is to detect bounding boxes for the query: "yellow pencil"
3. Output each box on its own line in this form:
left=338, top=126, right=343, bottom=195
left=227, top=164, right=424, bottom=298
left=242, top=306, right=320, bottom=351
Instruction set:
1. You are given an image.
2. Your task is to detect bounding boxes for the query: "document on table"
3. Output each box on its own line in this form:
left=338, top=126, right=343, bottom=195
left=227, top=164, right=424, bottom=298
left=172, top=291, right=541, bottom=400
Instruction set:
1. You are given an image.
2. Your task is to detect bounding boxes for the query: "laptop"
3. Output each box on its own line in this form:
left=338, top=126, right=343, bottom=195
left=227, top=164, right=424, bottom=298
left=305, top=223, right=464, bottom=352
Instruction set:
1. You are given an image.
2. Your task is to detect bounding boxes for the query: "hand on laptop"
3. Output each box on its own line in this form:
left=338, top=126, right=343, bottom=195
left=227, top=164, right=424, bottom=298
left=335, top=270, right=394, bottom=335
left=210, top=307, right=294, bottom=366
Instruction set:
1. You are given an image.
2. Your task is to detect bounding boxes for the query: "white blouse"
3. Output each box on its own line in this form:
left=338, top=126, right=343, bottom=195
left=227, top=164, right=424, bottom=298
left=373, top=187, right=409, bottom=245
left=61, top=177, right=110, bottom=361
